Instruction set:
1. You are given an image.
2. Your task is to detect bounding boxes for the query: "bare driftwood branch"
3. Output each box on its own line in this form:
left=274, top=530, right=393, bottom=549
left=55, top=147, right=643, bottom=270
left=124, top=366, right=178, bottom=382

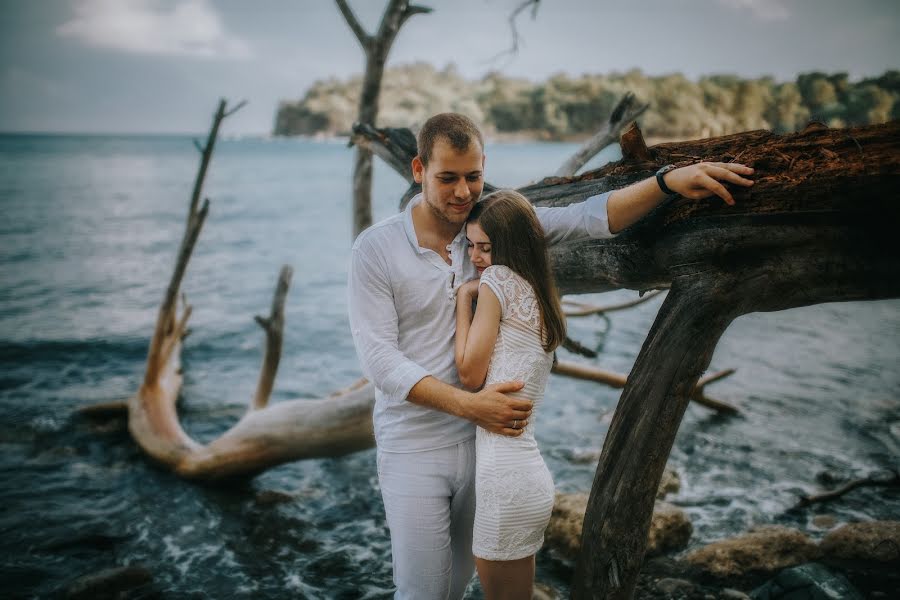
left=252, top=265, right=293, bottom=411
left=223, top=100, right=248, bottom=118
left=337, top=0, right=431, bottom=238
left=350, top=123, right=418, bottom=184
left=794, top=470, right=900, bottom=509
left=555, top=93, right=650, bottom=177
left=563, top=289, right=666, bottom=317
left=334, top=0, right=372, bottom=49
left=488, top=0, right=541, bottom=63
left=118, top=100, right=377, bottom=481
left=561, top=336, right=598, bottom=359
left=552, top=361, right=739, bottom=414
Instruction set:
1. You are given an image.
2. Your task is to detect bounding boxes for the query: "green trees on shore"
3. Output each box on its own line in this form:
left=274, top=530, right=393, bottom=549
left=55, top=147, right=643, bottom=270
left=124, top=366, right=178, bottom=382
left=273, top=63, right=899, bottom=140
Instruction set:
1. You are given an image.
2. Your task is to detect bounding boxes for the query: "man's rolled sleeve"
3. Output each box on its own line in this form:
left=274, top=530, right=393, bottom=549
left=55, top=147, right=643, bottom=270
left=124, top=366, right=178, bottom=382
left=348, top=242, right=429, bottom=401
left=536, top=190, right=617, bottom=245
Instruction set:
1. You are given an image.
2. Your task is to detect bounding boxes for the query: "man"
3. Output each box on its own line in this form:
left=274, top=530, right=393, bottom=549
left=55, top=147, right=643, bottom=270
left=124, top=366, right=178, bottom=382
left=348, top=113, right=753, bottom=598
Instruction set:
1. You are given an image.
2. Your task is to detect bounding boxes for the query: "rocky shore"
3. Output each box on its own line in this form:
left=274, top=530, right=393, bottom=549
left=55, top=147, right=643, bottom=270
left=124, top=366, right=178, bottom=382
left=539, top=468, right=900, bottom=599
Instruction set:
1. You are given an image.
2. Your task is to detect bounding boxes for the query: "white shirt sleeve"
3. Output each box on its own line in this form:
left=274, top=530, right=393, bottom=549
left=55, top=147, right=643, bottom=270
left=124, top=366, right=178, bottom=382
left=535, top=190, right=617, bottom=246
left=347, top=241, right=430, bottom=400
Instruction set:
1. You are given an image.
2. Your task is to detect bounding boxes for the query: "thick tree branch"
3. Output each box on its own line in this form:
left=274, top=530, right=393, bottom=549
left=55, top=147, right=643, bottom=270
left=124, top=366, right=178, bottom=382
left=555, top=93, right=650, bottom=177
left=335, top=0, right=372, bottom=50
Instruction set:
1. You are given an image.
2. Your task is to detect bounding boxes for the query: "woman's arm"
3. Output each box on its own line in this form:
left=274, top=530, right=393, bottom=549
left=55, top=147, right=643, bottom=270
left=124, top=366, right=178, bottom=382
left=455, top=280, right=502, bottom=390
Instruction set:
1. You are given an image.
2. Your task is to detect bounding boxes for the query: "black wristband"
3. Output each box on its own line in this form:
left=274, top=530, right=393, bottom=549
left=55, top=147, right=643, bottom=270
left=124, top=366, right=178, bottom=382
left=655, top=164, right=677, bottom=196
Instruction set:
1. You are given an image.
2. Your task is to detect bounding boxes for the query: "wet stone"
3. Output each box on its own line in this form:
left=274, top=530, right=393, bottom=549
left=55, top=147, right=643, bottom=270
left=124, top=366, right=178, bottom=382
left=820, top=521, right=900, bottom=563
left=656, top=577, right=695, bottom=595
left=749, top=562, right=864, bottom=600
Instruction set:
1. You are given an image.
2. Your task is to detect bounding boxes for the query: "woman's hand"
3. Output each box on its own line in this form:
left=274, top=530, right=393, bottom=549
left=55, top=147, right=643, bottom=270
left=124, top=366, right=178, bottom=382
left=458, top=279, right=480, bottom=301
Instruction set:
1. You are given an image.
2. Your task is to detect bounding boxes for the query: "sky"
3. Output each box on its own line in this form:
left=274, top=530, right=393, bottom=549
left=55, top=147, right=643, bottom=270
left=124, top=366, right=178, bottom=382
left=0, top=0, right=898, bottom=135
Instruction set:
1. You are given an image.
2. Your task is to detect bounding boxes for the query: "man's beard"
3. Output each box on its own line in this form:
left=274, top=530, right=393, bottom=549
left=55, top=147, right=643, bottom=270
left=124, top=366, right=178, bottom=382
left=422, top=184, right=480, bottom=226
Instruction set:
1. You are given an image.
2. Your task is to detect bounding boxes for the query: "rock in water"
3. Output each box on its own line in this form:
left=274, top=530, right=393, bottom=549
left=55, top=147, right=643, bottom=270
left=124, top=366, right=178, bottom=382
left=545, top=493, right=691, bottom=560
left=647, top=502, right=694, bottom=557
left=749, top=562, right=863, bottom=600
left=820, top=521, right=900, bottom=564
left=683, top=526, right=821, bottom=578
left=657, top=468, right=682, bottom=499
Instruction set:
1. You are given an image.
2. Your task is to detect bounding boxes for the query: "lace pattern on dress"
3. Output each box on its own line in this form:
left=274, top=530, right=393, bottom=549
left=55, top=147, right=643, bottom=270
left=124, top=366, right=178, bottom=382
left=479, top=265, right=542, bottom=330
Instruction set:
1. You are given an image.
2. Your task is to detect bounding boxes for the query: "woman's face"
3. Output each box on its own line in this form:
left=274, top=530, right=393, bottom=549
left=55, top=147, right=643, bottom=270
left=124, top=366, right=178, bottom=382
left=466, top=221, right=492, bottom=275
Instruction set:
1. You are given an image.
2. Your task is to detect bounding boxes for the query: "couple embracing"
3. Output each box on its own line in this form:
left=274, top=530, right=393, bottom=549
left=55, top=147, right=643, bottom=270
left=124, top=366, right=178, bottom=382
left=348, top=113, right=753, bottom=599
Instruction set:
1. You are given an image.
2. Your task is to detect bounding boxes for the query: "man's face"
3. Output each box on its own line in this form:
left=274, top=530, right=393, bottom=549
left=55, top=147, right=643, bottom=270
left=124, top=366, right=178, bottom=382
left=412, top=138, right=485, bottom=227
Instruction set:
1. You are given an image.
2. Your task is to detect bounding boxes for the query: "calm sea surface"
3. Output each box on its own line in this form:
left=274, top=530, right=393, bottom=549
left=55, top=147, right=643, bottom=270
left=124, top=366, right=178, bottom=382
left=1, top=133, right=898, bottom=598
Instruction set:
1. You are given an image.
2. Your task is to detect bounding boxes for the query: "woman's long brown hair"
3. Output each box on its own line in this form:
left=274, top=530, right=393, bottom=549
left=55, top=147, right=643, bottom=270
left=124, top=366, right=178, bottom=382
left=468, top=189, right=566, bottom=352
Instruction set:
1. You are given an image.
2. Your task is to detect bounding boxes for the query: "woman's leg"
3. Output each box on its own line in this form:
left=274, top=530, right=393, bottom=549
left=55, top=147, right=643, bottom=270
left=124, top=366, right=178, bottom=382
left=475, top=554, right=535, bottom=600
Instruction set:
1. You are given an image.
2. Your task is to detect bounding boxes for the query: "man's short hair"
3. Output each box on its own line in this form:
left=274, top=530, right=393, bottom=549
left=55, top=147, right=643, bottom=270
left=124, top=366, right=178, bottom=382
left=417, top=113, right=484, bottom=166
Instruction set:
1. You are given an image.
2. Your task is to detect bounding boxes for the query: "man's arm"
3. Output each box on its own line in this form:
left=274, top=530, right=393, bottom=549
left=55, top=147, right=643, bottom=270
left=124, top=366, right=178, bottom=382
left=347, top=241, right=530, bottom=436
left=408, top=377, right=531, bottom=437
left=348, top=244, right=429, bottom=402
left=535, top=162, right=754, bottom=242
left=607, top=162, right=755, bottom=233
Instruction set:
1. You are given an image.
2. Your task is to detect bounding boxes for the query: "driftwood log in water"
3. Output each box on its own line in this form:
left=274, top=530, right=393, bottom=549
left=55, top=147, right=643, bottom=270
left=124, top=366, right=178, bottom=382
left=354, top=118, right=900, bottom=598
left=116, top=100, right=376, bottom=481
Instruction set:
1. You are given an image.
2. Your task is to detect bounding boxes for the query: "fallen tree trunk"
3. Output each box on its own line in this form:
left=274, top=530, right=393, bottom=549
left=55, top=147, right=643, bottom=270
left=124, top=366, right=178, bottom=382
left=354, top=118, right=900, bottom=598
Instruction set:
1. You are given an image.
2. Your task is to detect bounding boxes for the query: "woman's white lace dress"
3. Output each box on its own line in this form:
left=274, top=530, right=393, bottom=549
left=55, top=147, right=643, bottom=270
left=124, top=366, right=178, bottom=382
left=472, top=265, right=555, bottom=561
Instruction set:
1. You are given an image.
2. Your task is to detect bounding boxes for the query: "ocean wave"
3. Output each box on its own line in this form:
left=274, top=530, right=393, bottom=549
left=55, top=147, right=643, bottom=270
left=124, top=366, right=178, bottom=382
left=0, top=337, right=149, bottom=365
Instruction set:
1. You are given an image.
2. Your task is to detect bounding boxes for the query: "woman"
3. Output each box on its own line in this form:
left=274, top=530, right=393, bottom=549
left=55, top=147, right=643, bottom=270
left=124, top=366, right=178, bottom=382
left=455, top=189, right=566, bottom=599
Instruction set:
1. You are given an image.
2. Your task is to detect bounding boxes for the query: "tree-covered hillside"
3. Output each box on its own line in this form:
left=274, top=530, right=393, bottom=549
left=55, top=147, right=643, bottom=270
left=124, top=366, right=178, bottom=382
left=274, top=63, right=899, bottom=140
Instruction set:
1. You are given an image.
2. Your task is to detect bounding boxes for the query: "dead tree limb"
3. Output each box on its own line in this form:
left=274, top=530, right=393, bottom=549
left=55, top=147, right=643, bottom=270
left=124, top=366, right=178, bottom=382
left=115, top=100, right=375, bottom=480
left=552, top=361, right=739, bottom=415
left=555, top=93, right=650, bottom=177
left=335, top=0, right=432, bottom=238
left=485, top=0, right=541, bottom=64
left=794, top=470, right=900, bottom=509
left=561, top=336, right=598, bottom=359
left=563, top=289, right=665, bottom=317
left=252, top=266, right=292, bottom=411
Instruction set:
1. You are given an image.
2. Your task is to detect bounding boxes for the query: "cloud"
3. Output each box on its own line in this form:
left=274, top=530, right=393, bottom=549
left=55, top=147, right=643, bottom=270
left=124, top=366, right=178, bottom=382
left=56, top=0, right=251, bottom=59
left=715, top=0, right=791, bottom=21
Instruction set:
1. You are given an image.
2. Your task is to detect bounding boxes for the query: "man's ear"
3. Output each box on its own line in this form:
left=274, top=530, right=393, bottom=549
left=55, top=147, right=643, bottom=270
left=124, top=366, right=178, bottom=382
left=412, top=155, right=424, bottom=183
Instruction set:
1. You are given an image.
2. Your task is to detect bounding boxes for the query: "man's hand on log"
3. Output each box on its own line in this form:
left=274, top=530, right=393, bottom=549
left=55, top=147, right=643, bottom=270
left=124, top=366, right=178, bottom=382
left=664, top=162, right=755, bottom=205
